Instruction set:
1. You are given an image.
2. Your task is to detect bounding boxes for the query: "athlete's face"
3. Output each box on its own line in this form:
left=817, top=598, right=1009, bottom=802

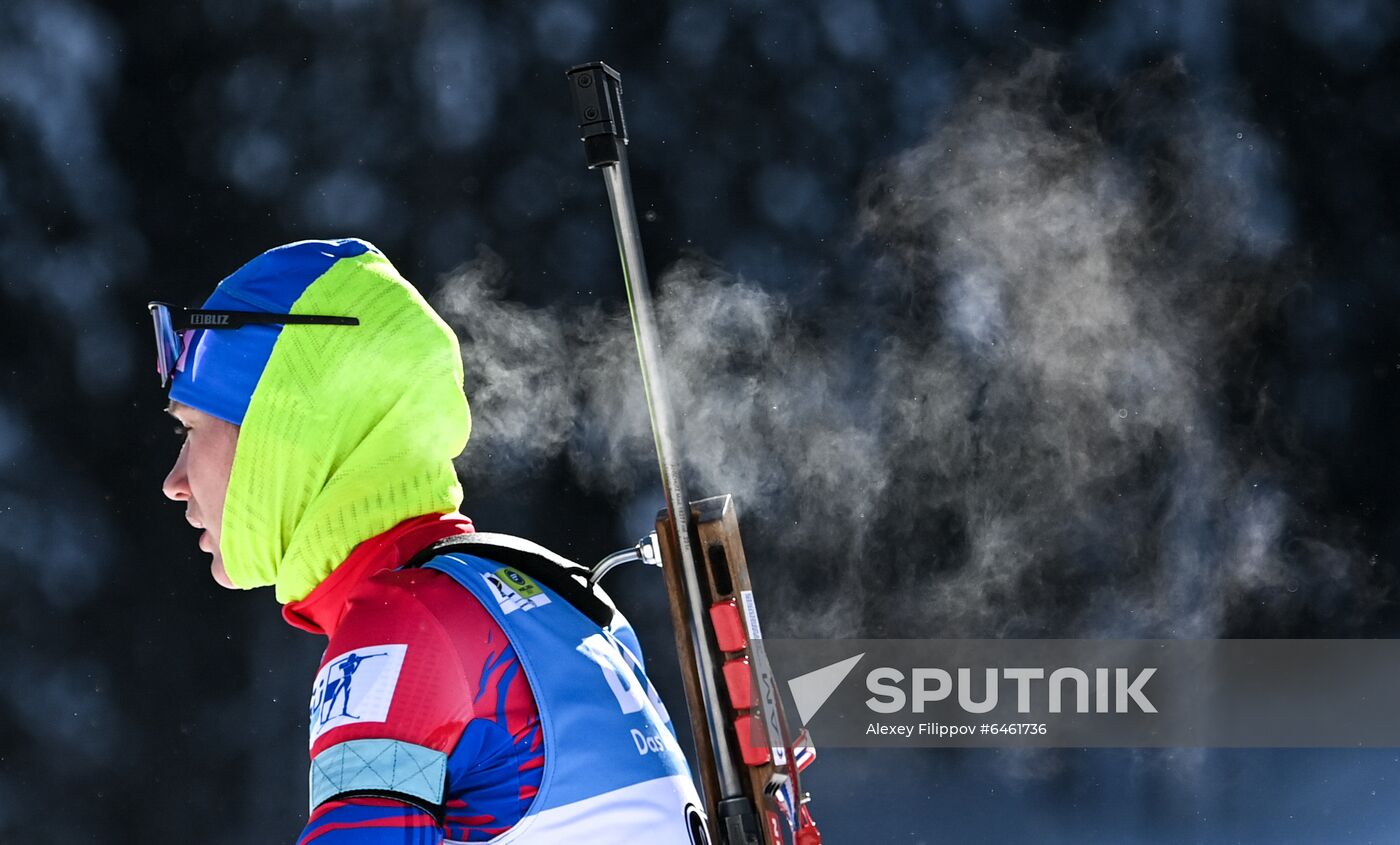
left=162, top=401, right=240, bottom=589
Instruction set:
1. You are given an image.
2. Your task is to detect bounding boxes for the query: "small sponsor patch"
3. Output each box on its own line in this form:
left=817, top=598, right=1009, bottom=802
left=480, top=569, right=553, bottom=615
left=740, top=590, right=764, bottom=640
left=495, top=566, right=543, bottom=599
left=308, top=644, right=407, bottom=747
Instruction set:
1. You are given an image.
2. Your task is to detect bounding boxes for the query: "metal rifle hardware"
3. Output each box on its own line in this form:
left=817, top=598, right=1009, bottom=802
left=567, top=62, right=822, bottom=845
left=590, top=533, right=662, bottom=588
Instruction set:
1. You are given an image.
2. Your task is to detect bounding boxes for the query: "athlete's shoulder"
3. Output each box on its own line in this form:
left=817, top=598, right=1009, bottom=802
left=333, top=564, right=474, bottom=637
left=311, top=567, right=479, bottom=758
left=328, top=561, right=517, bottom=694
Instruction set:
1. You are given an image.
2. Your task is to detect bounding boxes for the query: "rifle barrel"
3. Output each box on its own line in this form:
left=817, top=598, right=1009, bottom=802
left=567, top=61, right=748, bottom=808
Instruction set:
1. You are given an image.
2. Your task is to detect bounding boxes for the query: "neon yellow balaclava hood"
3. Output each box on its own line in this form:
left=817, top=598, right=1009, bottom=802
left=202, top=239, right=470, bottom=603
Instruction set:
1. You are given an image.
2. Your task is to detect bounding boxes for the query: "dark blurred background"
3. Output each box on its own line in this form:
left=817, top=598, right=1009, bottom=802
left=2, top=1, right=1399, bottom=842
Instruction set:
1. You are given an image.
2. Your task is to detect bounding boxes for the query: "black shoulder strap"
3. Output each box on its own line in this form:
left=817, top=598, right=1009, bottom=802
left=403, top=532, right=619, bottom=630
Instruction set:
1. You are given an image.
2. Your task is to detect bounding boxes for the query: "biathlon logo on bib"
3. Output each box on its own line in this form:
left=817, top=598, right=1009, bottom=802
left=308, top=644, right=408, bottom=746
left=480, top=567, right=553, bottom=615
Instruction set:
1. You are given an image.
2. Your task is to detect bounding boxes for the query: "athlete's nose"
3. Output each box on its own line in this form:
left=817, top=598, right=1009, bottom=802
left=163, top=439, right=191, bottom=503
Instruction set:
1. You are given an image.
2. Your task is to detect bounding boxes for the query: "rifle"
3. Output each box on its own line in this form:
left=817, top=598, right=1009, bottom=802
left=567, top=62, right=822, bottom=845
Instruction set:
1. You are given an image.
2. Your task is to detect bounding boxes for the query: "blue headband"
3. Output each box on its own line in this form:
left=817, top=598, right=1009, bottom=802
left=169, top=238, right=379, bottom=425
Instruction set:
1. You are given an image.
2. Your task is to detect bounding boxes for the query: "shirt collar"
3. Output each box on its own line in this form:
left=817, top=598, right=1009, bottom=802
left=281, top=511, right=475, bottom=637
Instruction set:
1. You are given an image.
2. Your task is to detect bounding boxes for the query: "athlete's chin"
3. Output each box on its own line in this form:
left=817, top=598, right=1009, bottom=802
left=210, top=555, right=237, bottom=589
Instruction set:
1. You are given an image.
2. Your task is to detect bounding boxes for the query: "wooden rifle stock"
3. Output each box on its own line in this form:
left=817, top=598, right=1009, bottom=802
left=657, top=495, right=821, bottom=844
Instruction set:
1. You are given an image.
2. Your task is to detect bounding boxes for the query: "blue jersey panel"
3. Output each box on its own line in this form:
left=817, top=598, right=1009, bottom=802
left=424, top=553, right=694, bottom=810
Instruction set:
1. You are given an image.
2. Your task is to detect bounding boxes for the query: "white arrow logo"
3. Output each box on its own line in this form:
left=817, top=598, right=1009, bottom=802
left=787, top=653, right=865, bottom=725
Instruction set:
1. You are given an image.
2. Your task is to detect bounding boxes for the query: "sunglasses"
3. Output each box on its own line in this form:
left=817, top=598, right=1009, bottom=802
left=147, top=301, right=360, bottom=389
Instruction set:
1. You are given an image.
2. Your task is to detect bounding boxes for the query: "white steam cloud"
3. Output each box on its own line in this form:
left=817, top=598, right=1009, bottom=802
left=433, top=53, right=1373, bottom=641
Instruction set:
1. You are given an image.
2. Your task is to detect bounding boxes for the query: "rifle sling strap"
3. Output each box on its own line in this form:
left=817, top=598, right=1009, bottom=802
left=403, top=532, right=619, bottom=630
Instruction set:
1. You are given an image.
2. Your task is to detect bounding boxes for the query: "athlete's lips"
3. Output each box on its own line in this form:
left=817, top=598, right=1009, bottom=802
left=186, top=512, right=204, bottom=529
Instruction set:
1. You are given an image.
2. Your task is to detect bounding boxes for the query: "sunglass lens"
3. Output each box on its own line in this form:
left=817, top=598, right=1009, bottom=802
left=149, top=305, right=180, bottom=387
left=175, top=329, right=195, bottom=374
